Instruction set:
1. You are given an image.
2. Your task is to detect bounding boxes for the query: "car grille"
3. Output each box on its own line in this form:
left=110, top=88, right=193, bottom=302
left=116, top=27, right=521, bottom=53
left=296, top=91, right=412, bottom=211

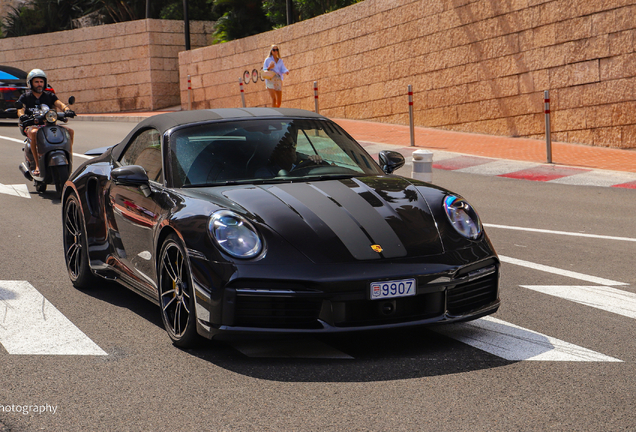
left=332, top=292, right=444, bottom=327
left=234, top=295, right=323, bottom=329
left=230, top=264, right=498, bottom=329
left=447, top=272, right=498, bottom=315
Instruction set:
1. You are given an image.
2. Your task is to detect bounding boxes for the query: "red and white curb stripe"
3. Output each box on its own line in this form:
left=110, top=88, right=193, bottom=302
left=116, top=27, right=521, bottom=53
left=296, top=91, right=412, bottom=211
left=360, top=142, right=636, bottom=189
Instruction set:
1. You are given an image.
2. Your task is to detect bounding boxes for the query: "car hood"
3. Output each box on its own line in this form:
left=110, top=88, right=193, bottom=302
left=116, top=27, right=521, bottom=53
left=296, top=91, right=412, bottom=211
left=219, top=176, right=444, bottom=263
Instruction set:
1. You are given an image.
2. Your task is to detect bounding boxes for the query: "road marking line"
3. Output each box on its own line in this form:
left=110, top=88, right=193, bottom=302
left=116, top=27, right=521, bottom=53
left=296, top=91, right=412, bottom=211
left=498, top=255, right=628, bottom=286
left=0, top=281, right=107, bottom=355
left=521, top=285, right=636, bottom=319
left=484, top=223, right=636, bottom=242
left=0, top=183, right=30, bottom=198
left=0, top=134, right=24, bottom=144
left=0, top=135, right=92, bottom=160
left=432, top=316, right=621, bottom=362
left=231, top=338, right=353, bottom=359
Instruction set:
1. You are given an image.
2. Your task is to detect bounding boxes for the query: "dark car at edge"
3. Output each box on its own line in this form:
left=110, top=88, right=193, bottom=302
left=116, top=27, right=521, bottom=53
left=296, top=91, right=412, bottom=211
left=0, top=66, right=55, bottom=118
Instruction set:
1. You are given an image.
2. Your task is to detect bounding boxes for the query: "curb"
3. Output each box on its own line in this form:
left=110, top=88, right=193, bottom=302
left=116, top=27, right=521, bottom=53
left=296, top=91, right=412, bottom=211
left=75, top=114, right=152, bottom=123
left=359, top=142, right=636, bottom=189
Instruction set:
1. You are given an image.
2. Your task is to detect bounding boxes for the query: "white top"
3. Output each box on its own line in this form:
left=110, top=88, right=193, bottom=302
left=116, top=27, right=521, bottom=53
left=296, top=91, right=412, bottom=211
left=263, top=57, right=289, bottom=80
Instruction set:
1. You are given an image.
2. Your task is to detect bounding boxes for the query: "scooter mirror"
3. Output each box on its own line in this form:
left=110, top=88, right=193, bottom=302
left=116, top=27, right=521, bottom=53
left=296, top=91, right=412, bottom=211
left=68, top=96, right=75, bottom=105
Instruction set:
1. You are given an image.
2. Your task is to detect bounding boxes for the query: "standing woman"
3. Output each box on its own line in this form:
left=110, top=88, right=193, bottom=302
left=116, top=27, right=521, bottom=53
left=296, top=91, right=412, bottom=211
left=264, top=45, right=289, bottom=108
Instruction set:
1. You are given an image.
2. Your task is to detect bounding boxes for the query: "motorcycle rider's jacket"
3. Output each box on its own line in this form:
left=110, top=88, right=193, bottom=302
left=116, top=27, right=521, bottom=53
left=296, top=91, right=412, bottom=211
left=16, top=90, right=59, bottom=116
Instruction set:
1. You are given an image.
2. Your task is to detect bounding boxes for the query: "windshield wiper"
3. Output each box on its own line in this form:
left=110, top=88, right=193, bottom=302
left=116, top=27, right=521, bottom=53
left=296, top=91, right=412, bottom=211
left=299, top=174, right=357, bottom=181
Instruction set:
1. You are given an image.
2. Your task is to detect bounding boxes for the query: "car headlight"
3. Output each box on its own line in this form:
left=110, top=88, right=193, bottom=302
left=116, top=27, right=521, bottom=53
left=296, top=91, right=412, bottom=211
left=45, top=109, right=58, bottom=123
left=443, top=195, right=482, bottom=239
left=208, top=210, right=262, bottom=259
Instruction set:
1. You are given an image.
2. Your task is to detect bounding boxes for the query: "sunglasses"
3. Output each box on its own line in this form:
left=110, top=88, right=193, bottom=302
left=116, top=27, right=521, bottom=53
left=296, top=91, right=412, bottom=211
left=272, top=48, right=279, bottom=52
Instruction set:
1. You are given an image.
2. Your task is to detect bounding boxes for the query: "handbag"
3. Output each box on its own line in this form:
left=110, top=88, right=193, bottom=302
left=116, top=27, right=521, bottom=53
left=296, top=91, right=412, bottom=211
left=261, top=69, right=276, bottom=80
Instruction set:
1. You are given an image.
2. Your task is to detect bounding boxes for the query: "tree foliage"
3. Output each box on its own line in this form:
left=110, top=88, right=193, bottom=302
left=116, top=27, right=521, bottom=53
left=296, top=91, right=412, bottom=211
left=1, top=0, right=361, bottom=40
left=1, top=0, right=214, bottom=37
left=210, top=0, right=271, bottom=43
left=262, top=0, right=362, bottom=27
left=210, top=0, right=362, bottom=42
left=2, top=1, right=89, bottom=37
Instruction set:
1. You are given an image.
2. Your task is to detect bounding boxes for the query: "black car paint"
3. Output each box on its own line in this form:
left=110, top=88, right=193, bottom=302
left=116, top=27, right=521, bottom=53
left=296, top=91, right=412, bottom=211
left=64, top=108, right=499, bottom=340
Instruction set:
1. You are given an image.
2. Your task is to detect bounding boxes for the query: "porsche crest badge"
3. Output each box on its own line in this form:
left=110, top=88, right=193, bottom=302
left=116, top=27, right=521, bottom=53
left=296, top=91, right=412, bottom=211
left=371, top=244, right=383, bottom=253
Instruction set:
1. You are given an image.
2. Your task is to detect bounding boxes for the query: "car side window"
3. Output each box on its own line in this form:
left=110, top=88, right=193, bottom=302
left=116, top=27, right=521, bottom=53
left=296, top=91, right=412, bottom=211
left=120, top=128, right=163, bottom=183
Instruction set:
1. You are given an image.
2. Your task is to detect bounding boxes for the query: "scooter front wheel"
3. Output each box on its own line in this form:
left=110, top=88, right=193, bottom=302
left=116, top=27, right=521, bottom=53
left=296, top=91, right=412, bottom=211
left=51, top=165, right=70, bottom=196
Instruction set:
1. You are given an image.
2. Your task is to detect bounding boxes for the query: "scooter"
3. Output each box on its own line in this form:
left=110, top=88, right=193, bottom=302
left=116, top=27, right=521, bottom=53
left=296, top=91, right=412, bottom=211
left=16, top=96, right=76, bottom=196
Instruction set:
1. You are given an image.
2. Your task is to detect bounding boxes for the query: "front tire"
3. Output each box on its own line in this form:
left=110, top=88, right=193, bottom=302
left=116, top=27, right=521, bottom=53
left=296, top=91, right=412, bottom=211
left=63, top=192, right=100, bottom=288
left=158, top=234, right=200, bottom=347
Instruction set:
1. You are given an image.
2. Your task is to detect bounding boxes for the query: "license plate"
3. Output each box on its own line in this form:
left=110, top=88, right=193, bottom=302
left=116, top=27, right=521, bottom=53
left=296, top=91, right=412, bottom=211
left=370, top=278, right=416, bottom=300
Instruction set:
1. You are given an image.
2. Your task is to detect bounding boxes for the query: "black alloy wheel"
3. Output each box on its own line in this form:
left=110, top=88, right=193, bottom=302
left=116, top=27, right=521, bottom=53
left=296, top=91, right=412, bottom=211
left=63, top=192, right=99, bottom=288
left=158, top=234, right=199, bottom=347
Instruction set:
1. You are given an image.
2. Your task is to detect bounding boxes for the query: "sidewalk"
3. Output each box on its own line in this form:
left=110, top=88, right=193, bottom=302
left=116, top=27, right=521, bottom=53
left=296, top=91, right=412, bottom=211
left=333, top=118, right=636, bottom=174
left=76, top=110, right=636, bottom=187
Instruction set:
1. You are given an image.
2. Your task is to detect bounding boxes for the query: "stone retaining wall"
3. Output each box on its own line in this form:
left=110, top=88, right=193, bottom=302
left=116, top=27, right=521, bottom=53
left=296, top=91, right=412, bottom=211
left=179, top=0, right=636, bottom=148
left=0, top=19, right=214, bottom=113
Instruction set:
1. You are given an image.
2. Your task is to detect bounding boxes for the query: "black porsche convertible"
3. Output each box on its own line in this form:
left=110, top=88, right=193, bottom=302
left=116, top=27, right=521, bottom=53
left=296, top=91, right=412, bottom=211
left=62, top=108, right=500, bottom=347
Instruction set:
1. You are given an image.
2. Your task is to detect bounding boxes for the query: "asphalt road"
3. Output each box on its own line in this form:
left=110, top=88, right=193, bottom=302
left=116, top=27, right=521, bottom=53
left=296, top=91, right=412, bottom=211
left=0, top=119, right=635, bottom=431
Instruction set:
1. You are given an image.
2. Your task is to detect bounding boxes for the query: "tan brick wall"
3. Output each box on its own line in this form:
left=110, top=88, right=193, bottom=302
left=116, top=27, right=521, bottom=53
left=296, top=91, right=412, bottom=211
left=0, top=19, right=214, bottom=113
left=179, top=0, right=636, bottom=149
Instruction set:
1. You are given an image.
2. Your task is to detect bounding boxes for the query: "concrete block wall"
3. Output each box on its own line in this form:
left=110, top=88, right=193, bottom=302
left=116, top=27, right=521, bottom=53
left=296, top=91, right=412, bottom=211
left=0, top=19, right=214, bottom=113
left=179, top=0, right=636, bottom=149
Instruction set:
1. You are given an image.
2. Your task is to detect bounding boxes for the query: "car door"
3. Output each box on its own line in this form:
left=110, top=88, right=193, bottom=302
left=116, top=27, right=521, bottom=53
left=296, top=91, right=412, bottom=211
left=108, top=128, right=164, bottom=290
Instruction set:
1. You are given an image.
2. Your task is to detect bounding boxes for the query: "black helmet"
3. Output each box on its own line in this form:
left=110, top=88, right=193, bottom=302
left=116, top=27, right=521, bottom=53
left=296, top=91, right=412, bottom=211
left=26, top=69, right=47, bottom=90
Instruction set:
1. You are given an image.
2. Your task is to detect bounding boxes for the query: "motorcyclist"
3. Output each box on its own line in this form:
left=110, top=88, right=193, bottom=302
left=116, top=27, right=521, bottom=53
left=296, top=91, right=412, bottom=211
left=16, top=69, right=75, bottom=176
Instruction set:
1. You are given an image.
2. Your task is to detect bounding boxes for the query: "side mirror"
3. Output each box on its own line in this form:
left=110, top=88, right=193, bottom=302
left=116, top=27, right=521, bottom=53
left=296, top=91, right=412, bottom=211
left=68, top=96, right=75, bottom=105
left=378, top=150, right=405, bottom=174
left=111, top=165, right=152, bottom=197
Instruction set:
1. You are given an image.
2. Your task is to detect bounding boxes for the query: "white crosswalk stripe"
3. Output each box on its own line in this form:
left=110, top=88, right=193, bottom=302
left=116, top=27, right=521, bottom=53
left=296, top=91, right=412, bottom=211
left=0, top=183, right=30, bottom=198
left=520, top=285, right=636, bottom=320
left=0, top=281, right=106, bottom=356
left=431, top=316, right=621, bottom=362
left=499, top=255, right=628, bottom=286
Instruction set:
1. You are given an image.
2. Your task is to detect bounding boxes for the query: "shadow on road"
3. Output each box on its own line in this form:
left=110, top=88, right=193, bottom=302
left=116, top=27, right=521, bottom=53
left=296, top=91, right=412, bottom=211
left=183, top=328, right=513, bottom=382
left=29, top=189, right=62, bottom=204
left=78, top=279, right=164, bottom=331
left=79, top=276, right=512, bottom=383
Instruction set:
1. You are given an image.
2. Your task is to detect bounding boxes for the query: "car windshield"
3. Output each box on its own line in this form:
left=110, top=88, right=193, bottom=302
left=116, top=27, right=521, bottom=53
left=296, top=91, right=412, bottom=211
left=169, top=118, right=384, bottom=187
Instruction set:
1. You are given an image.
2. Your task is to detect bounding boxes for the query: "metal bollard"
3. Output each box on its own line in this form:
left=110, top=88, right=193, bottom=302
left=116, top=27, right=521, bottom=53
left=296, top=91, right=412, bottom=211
left=314, top=81, right=319, bottom=114
left=544, top=90, right=552, bottom=163
left=411, top=149, right=433, bottom=182
left=239, top=78, right=246, bottom=108
left=187, top=75, right=192, bottom=111
left=408, top=85, right=415, bottom=147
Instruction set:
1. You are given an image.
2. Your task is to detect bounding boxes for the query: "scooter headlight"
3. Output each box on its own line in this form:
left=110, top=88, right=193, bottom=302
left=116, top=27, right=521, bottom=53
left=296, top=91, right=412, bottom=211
left=45, top=110, right=58, bottom=123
